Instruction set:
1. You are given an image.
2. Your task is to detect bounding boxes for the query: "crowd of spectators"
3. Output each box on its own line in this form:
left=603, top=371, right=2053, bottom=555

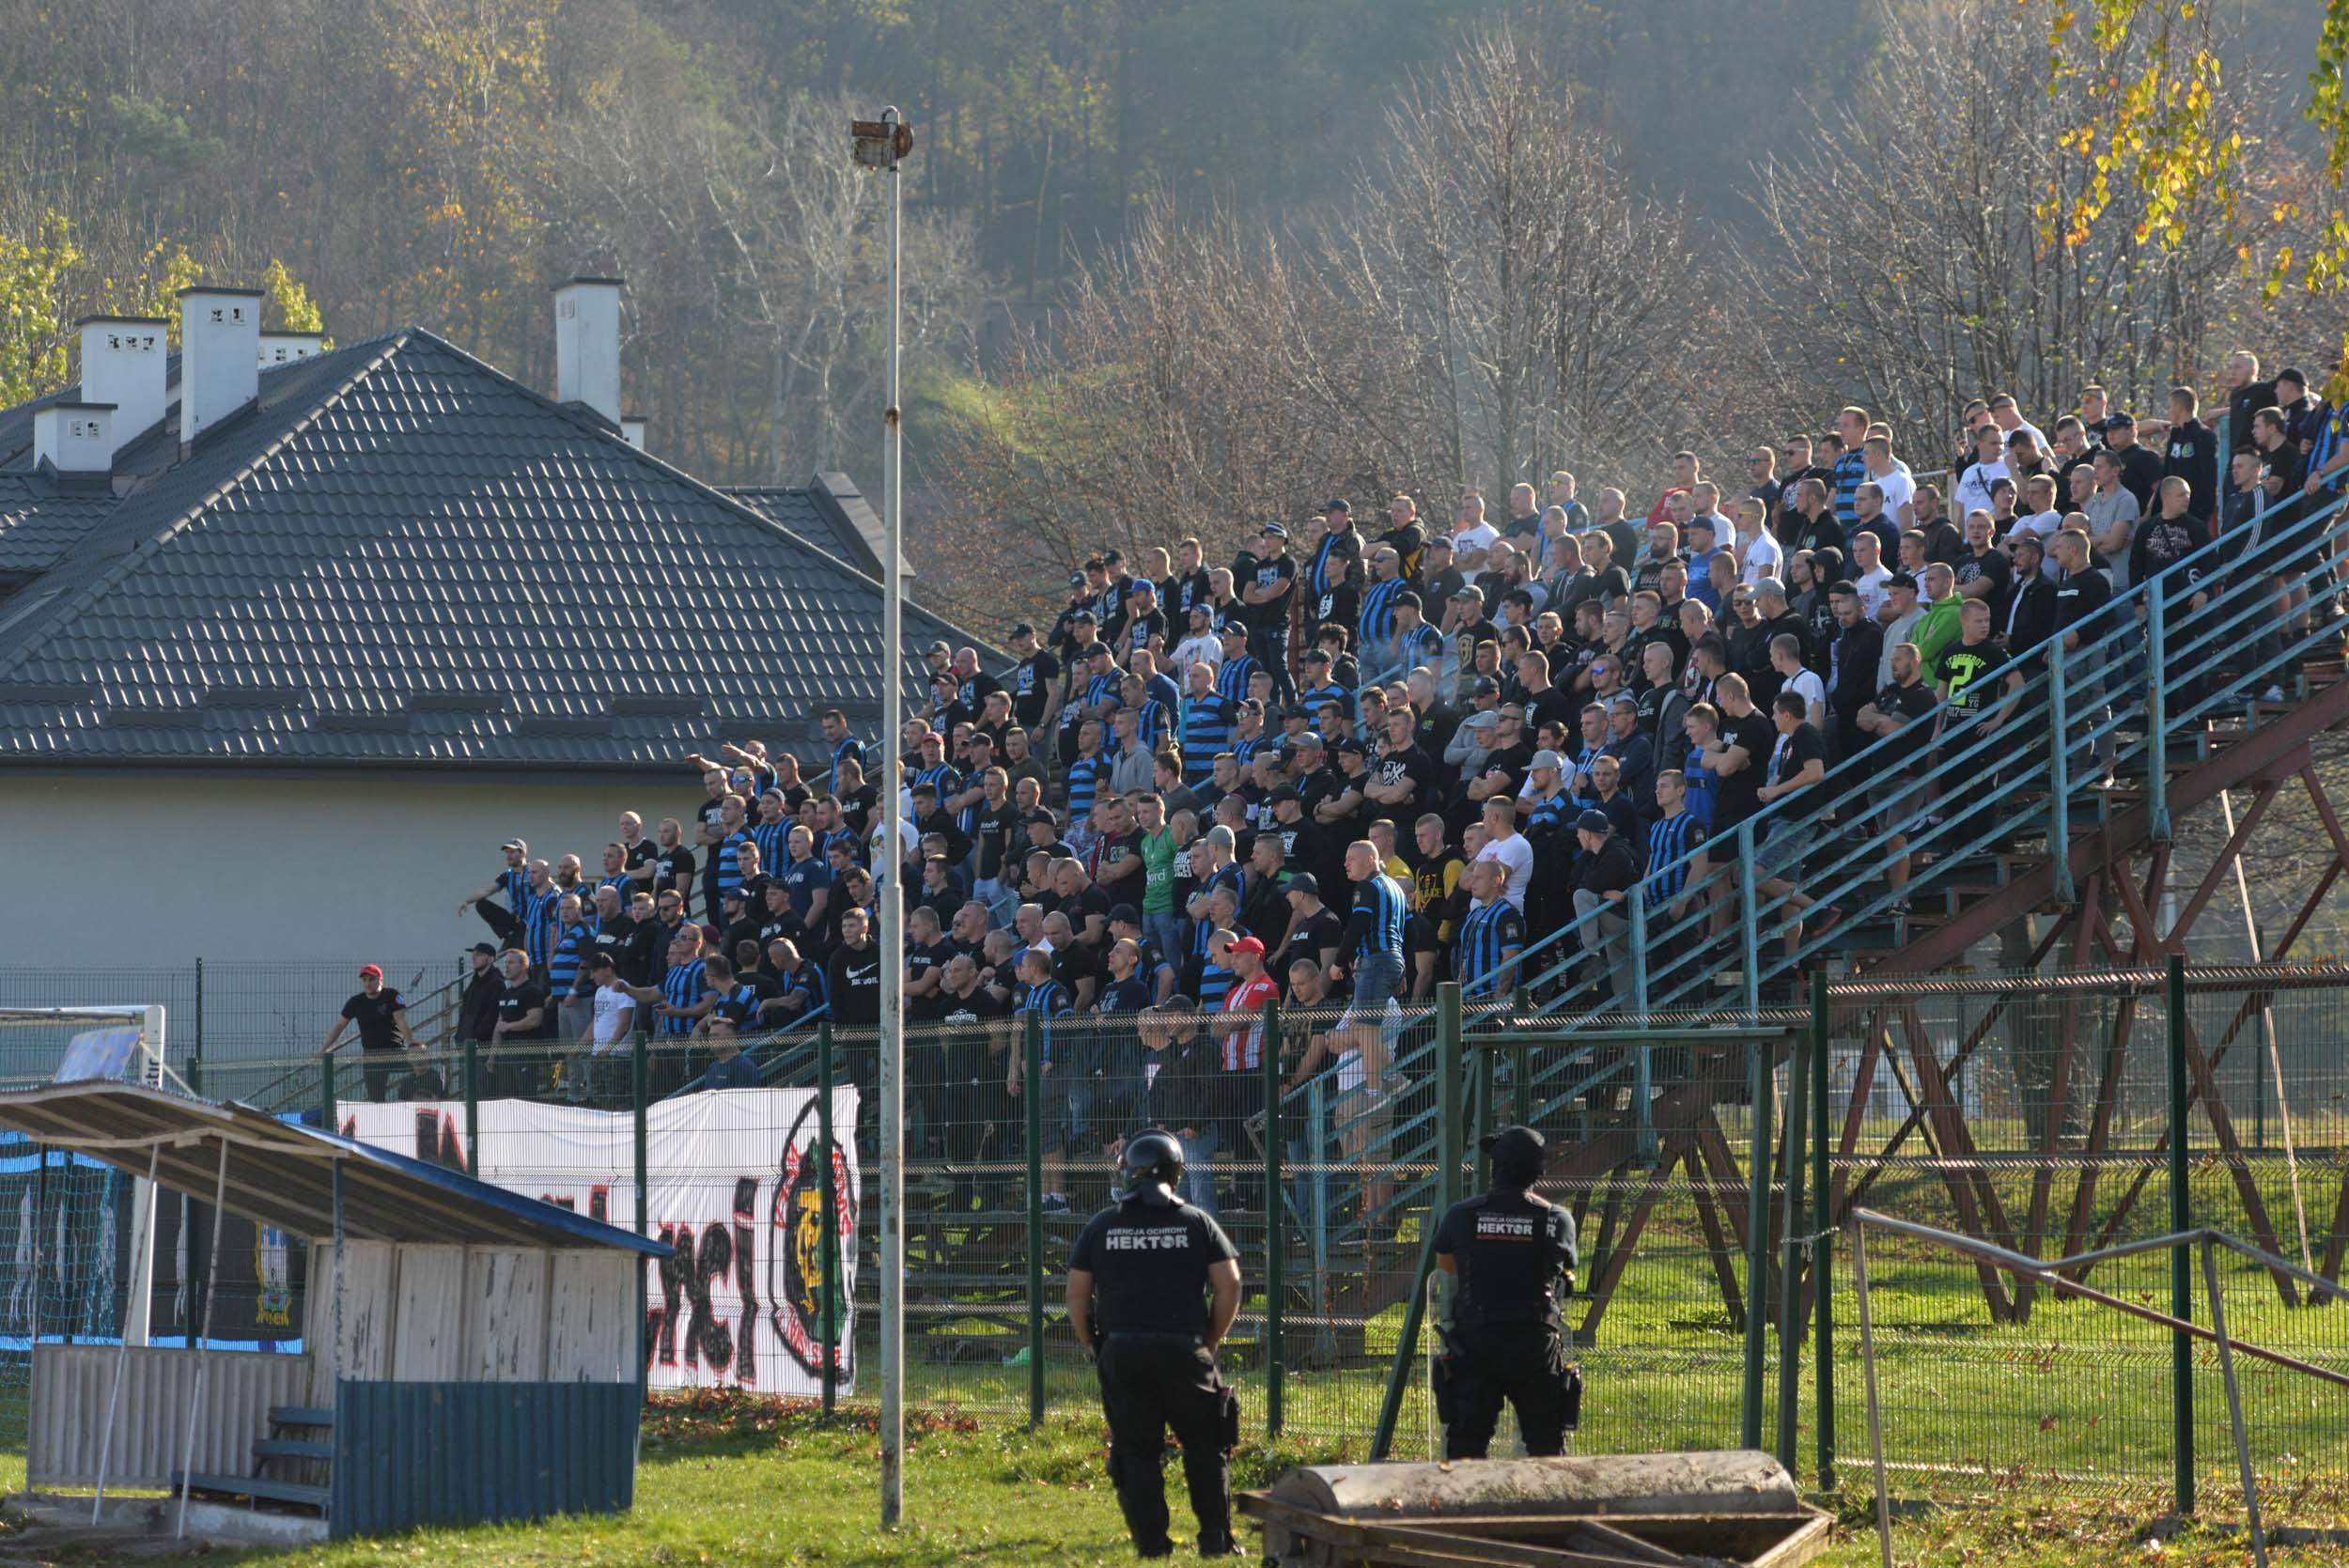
left=396, top=349, right=2345, bottom=1211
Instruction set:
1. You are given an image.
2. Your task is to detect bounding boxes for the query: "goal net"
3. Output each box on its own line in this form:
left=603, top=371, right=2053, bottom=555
left=0, top=1005, right=172, bottom=1452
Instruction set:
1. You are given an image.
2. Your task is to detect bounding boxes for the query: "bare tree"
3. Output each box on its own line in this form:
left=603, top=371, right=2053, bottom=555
left=1341, top=25, right=1720, bottom=497
left=1728, top=0, right=2268, bottom=461
left=543, top=59, right=982, bottom=488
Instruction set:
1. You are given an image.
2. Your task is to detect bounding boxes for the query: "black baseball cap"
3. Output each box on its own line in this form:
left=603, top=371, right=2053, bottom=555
left=1285, top=872, right=1321, bottom=897
left=1577, top=809, right=1611, bottom=833
left=1069, top=608, right=1097, bottom=625
left=1219, top=618, right=1249, bottom=636
left=2103, top=412, right=2137, bottom=432
left=1022, top=808, right=1058, bottom=827
left=1323, top=498, right=1350, bottom=514
left=1109, top=903, right=1141, bottom=925
left=1888, top=571, right=1919, bottom=593
left=1334, top=737, right=1366, bottom=756
left=468, top=941, right=498, bottom=956
left=1009, top=621, right=1035, bottom=639
left=1470, top=675, right=1501, bottom=698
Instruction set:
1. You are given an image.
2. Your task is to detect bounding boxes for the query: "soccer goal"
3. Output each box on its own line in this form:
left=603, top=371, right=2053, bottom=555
left=0, top=1004, right=174, bottom=1354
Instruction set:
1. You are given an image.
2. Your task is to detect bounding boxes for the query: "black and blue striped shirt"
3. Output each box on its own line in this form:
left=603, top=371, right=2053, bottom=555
left=1645, top=810, right=1706, bottom=909
left=1456, top=899, right=1525, bottom=999
left=519, top=883, right=562, bottom=969
left=548, top=915, right=598, bottom=999
left=1214, top=654, right=1259, bottom=704
left=830, top=735, right=864, bottom=792
left=1181, top=693, right=1234, bottom=782
left=1350, top=874, right=1408, bottom=964
left=1019, top=978, right=1073, bottom=1063
left=750, top=820, right=793, bottom=874
left=1066, top=753, right=1112, bottom=822
left=1359, top=576, right=1407, bottom=651
left=660, top=958, right=708, bottom=1036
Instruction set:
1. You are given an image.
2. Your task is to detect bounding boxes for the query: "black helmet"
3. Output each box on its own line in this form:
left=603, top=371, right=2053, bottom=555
left=1481, top=1125, right=1548, bottom=1188
left=1117, top=1130, right=1186, bottom=1206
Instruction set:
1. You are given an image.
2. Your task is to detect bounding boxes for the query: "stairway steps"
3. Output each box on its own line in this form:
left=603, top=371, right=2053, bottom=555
left=172, top=1471, right=329, bottom=1510
left=252, top=1437, right=333, bottom=1463
left=270, top=1405, right=334, bottom=1429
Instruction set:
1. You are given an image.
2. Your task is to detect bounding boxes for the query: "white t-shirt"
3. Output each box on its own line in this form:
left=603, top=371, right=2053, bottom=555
left=1737, top=528, right=1784, bottom=586
left=1781, top=667, right=1828, bottom=729
left=1953, top=458, right=2008, bottom=520
left=591, top=984, right=635, bottom=1052
left=1870, top=465, right=1916, bottom=525
left=1853, top=566, right=1893, bottom=620
left=2009, top=509, right=2064, bottom=577
left=1475, top=831, right=1535, bottom=912
left=1451, top=520, right=1499, bottom=563
left=1170, top=633, right=1223, bottom=676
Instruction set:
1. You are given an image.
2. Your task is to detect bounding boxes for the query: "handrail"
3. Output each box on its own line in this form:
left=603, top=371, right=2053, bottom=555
left=1496, top=485, right=2349, bottom=1019
left=1302, top=486, right=2349, bottom=1255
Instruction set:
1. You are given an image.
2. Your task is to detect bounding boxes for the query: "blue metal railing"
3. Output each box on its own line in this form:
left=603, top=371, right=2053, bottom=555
left=1498, top=485, right=2349, bottom=1025
left=1299, top=484, right=2349, bottom=1258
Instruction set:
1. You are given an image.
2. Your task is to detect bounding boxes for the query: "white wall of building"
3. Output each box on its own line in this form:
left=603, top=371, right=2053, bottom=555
left=0, top=771, right=692, bottom=1046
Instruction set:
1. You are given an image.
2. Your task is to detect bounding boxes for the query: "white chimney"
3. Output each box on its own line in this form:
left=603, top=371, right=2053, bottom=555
left=258, top=331, right=324, bottom=368
left=33, top=402, right=114, bottom=477
left=552, top=275, right=624, bottom=427
left=179, top=286, right=263, bottom=446
left=621, top=414, right=646, bottom=451
left=75, top=315, right=167, bottom=461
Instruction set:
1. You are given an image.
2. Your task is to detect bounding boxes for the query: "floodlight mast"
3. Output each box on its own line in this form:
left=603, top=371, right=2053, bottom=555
left=852, top=102, right=910, bottom=1531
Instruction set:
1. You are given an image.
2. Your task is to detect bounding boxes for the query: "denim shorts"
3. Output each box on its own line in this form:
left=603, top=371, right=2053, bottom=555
left=1350, top=952, right=1404, bottom=1015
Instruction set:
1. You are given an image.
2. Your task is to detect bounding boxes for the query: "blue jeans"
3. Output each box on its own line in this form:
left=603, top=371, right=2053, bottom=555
left=974, top=876, right=1016, bottom=928
left=1177, top=1125, right=1220, bottom=1218
left=1143, top=910, right=1186, bottom=972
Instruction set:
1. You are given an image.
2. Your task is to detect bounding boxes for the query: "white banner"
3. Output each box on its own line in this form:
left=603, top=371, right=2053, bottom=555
left=340, top=1087, right=858, bottom=1396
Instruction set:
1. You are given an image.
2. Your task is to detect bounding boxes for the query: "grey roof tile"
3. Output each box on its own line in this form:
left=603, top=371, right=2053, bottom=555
left=0, top=328, right=989, bottom=769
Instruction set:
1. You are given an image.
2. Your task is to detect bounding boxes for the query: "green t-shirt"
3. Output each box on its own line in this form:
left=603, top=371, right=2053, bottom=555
left=1140, top=827, right=1178, bottom=914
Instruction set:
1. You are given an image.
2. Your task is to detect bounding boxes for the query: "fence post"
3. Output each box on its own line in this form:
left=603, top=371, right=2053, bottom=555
left=1775, top=1021, right=1810, bottom=1474
left=462, top=1038, right=481, bottom=1174
left=1024, top=1010, right=1046, bottom=1429
left=1740, top=1037, right=1773, bottom=1451
left=1736, top=821, right=1761, bottom=1019
left=2050, top=636, right=2075, bottom=906
left=2168, top=955, right=2195, bottom=1514
left=1627, top=895, right=1656, bottom=1165
left=632, top=1032, right=648, bottom=1406
left=817, top=1021, right=839, bottom=1420
left=1437, top=985, right=1465, bottom=1213
left=192, top=957, right=204, bottom=1076
left=1262, top=999, right=1284, bottom=1438
left=319, top=1053, right=335, bottom=1133
left=2148, top=576, right=2170, bottom=842
left=1811, top=970, right=1835, bottom=1487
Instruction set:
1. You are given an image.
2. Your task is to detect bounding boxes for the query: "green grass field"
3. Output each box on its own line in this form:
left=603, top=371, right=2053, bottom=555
left=7, top=1395, right=2344, bottom=1567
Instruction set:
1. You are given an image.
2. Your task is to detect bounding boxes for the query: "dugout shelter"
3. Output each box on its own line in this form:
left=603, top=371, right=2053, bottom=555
left=0, top=1079, right=667, bottom=1539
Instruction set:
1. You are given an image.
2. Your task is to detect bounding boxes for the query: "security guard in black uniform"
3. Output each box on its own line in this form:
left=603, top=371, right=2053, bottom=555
left=1431, top=1125, right=1579, bottom=1460
left=1066, top=1130, right=1245, bottom=1558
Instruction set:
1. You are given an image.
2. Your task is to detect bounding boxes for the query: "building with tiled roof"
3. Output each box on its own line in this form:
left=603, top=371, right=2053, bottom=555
left=0, top=279, right=985, bottom=970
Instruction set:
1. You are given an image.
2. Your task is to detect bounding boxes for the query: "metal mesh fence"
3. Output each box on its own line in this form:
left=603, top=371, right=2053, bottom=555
left=1824, top=968, right=2349, bottom=1508
left=10, top=960, right=2349, bottom=1503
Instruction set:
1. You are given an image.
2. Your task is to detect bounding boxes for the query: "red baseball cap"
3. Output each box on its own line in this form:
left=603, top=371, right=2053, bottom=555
left=1228, top=936, right=1267, bottom=956
left=358, top=964, right=383, bottom=980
